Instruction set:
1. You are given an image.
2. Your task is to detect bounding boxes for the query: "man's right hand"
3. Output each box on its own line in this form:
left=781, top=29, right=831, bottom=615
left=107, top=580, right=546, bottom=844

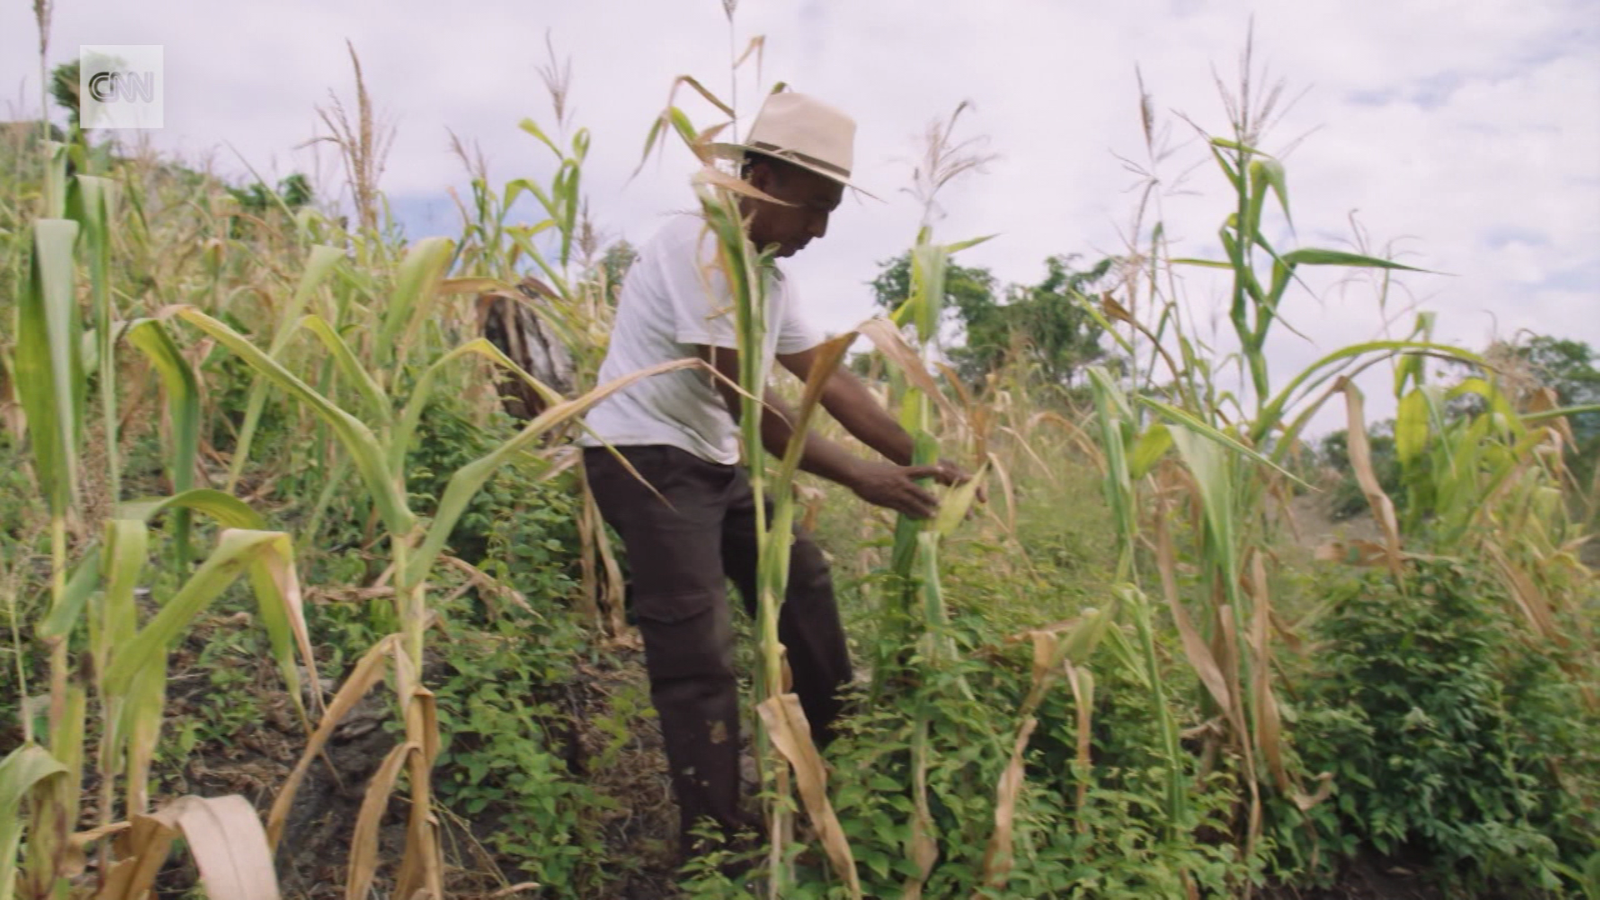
left=846, top=460, right=945, bottom=520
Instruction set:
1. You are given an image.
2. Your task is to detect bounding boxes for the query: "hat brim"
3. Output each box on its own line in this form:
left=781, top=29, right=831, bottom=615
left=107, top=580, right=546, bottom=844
left=708, top=143, right=880, bottom=201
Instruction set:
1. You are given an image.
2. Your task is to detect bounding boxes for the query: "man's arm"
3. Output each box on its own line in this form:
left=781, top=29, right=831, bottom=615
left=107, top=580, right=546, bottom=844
left=779, top=347, right=914, bottom=465
left=696, top=344, right=944, bottom=520
left=778, top=346, right=975, bottom=489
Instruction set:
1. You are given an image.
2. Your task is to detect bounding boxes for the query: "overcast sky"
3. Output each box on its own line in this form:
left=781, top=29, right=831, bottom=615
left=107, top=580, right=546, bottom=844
left=5, top=0, right=1597, bottom=433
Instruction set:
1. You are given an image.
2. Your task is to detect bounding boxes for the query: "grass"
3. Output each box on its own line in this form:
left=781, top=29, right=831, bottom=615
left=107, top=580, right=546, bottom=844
left=0, top=17, right=1596, bottom=900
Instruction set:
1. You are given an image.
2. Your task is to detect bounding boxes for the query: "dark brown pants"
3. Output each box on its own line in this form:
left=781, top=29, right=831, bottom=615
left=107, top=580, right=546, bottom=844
left=583, top=446, right=853, bottom=844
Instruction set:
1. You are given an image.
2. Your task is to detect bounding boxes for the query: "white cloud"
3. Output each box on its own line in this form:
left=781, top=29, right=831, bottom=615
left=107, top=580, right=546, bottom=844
left=4, top=0, right=1595, bottom=434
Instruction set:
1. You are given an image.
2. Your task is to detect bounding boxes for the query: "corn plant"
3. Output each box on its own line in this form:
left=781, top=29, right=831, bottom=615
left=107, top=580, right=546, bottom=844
left=173, top=235, right=697, bottom=895
left=1067, top=64, right=1600, bottom=884
left=9, top=176, right=309, bottom=895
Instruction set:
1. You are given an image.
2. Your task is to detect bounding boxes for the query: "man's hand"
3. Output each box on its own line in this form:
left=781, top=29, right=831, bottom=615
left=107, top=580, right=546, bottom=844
left=933, top=457, right=987, bottom=502
left=846, top=460, right=948, bottom=520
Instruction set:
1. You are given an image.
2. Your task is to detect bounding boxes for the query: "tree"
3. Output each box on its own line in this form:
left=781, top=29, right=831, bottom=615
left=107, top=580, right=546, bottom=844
left=49, top=60, right=81, bottom=129
left=868, top=251, right=1112, bottom=388
left=1510, top=335, right=1600, bottom=483
left=596, top=240, right=638, bottom=308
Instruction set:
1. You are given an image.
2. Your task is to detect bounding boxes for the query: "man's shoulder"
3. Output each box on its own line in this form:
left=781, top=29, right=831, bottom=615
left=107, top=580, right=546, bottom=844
left=641, top=212, right=710, bottom=258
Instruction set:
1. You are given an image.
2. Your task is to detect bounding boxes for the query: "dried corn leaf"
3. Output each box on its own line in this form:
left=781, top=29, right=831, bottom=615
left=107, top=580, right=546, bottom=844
left=1338, top=378, right=1404, bottom=578
left=348, top=742, right=421, bottom=900
left=267, top=634, right=399, bottom=848
left=1065, top=664, right=1095, bottom=827
left=858, top=318, right=957, bottom=423
left=158, top=796, right=281, bottom=900
left=977, top=715, right=1039, bottom=894
left=901, top=721, right=938, bottom=900
left=757, top=694, right=861, bottom=899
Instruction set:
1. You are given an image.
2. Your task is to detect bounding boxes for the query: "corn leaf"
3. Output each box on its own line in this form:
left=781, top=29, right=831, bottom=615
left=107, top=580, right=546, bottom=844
left=267, top=635, right=400, bottom=848
left=299, top=314, right=391, bottom=426
left=173, top=308, right=415, bottom=536
left=125, top=319, right=202, bottom=561
left=103, top=530, right=299, bottom=688
left=16, top=219, right=84, bottom=518
left=149, top=796, right=282, bottom=900
left=1279, top=248, right=1428, bottom=271
left=378, top=236, right=455, bottom=367
left=1, top=745, right=68, bottom=900
left=228, top=244, right=345, bottom=486
left=119, top=489, right=265, bottom=529
left=408, top=357, right=700, bottom=585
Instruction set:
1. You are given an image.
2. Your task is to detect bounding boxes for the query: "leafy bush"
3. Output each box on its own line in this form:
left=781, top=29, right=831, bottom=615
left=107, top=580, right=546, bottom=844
left=1296, top=557, right=1598, bottom=894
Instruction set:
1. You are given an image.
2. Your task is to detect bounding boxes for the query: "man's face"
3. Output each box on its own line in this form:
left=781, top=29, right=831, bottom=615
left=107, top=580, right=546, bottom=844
left=744, top=157, right=845, bottom=259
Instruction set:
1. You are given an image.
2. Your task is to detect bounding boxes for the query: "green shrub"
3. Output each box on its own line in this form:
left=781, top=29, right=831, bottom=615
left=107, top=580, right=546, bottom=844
left=1296, top=557, right=1598, bottom=895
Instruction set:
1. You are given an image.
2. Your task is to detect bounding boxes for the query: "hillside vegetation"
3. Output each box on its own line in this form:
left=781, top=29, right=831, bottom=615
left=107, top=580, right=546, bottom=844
left=1, top=35, right=1596, bottom=900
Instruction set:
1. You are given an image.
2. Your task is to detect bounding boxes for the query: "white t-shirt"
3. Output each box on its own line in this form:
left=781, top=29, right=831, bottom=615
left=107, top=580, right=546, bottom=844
left=578, top=214, right=823, bottom=464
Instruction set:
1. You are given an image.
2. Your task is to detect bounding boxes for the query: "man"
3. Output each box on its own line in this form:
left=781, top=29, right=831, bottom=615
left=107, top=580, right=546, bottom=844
left=579, top=91, right=967, bottom=854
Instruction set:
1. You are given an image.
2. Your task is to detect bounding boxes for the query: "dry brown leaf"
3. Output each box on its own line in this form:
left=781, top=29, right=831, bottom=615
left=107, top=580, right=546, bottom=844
left=156, top=796, right=281, bottom=900
left=757, top=693, right=861, bottom=899
left=1064, top=664, right=1095, bottom=830
left=1338, top=378, right=1404, bottom=579
left=1484, top=544, right=1559, bottom=640
left=857, top=318, right=958, bottom=423
left=348, top=742, right=421, bottom=900
left=1154, top=504, right=1243, bottom=750
left=977, top=716, right=1038, bottom=894
left=268, top=634, right=399, bottom=849
left=1247, top=552, right=1291, bottom=796
left=901, top=723, right=938, bottom=900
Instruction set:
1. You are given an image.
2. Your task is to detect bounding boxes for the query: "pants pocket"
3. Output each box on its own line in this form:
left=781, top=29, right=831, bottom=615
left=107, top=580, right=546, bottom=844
left=634, top=588, right=733, bottom=682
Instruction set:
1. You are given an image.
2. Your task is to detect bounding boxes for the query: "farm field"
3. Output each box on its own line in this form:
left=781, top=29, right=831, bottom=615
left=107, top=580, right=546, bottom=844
left=1, top=10, right=1597, bottom=900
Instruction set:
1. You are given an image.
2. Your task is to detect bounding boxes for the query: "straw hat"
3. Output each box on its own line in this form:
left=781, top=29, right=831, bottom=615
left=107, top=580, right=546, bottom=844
left=710, top=91, right=876, bottom=198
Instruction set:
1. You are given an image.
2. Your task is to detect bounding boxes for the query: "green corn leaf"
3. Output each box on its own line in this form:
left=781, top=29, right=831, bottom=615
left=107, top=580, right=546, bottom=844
left=125, top=319, right=202, bottom=561
left=944, top=234, right=998, bottom=255
left=391, top=337, right=563, bottom=473
left=518, top=117, right=563, bottom=157
left=16, top=219, right=84, bottom=519
left=1210, top=136, right=1272, bottom=156
left=407, top=357, right=700, bottom=586
left=119, top=488, right=266, bottom=529
left=95, top=520, right=149, bottom=761
left=378, top=236, right=456, bottom=368
left=44, top=141, right=69, bottom=216
left=37, top=549, right=102, bottom=642
left=103, top=529, right=299, bottom=689
left=300, top=314, right=392, bottom=426
left=1129, top=423, right=1174, bottom=480
left=1169, top=257, right=1235, bottom=270
left=1394, top=388, right=1432, bottom=468
left=1256, top=157, right=1291, bottom=228
left=174, top=308, right=415, bottom=536
left=0, top=744, right=68, bottom=900
left=1166, top=428, right=1239, bottom=582
left=1143, top=398, right=1306, bottom=487
left=1279, top=248, right=1429, bottom=271
left=1523, top=403, right=1600, bottom=423
left=229, top=244, right=345, bottom=486
left=1059, top=594, right=1122, bottom=665
left=68, top=175, right=121, bottom=502
left=1261, top=340, right=1484, bottom=447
